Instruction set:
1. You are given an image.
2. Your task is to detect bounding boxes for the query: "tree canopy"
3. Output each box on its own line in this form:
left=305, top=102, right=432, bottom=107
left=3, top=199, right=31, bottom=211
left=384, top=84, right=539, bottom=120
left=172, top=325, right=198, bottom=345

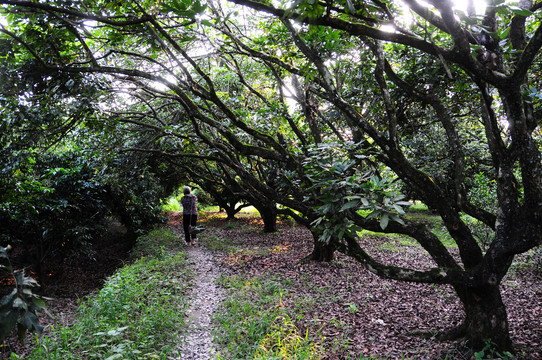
left=1, top=0, right=541, bottom=352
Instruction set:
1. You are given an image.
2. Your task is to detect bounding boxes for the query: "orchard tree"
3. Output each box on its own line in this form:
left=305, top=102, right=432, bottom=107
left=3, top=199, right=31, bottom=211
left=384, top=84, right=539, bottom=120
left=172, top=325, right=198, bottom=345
left=2, top=0, right=542, bottom=353
left=228, top=0, right=542, bottom=352
left=0, top=32, right=167, bottom=274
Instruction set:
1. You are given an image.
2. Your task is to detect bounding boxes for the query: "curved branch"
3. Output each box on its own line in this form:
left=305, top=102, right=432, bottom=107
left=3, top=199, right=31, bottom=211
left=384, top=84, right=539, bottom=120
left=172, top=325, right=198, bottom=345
left=229, top=0, right=510, bottom=87
left=52, top=15, right=98, bottom=67
left=348, top=211, right=460, bottom=270
left=369, top=40, right=398, bottom=146
left=121, top=148, right=221, bottom=162
left=0, top=0, right=153, bottom=25
left=0, top=27, right=47, bottom=66
left=337, top=235, right=469, bottom=286
left=512, top=21, right=542, bottom=81
left=401, top=0, right=448, bottom=33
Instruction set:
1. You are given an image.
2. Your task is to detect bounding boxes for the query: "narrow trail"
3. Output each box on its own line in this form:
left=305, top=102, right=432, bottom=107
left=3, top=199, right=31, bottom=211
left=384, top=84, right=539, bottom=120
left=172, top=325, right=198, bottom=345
left=174, top=244, right=224, bottom=360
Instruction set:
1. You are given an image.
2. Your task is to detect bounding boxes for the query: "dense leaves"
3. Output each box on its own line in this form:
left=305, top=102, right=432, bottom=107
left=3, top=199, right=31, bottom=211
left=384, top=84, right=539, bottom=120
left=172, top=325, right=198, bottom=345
left=2, top=150, right=165, bottom=247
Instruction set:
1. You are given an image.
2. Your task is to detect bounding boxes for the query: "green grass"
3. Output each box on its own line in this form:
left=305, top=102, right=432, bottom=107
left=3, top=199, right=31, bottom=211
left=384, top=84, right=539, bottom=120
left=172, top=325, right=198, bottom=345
left=408, top=201, right=429, bottom=212
left=198, top=235, right=234, bottom=252
left=403, top=202, right=498, bottom=250
left=213, top=274, right=324, bottom=360
left=162, top=197, right=181, bottom=212
left=21, top=228, right=192, bottom=360
left=236, top=206, right=261, bottom=217
left=130, top=227, right=182, bottom=258
left=201, top=204, right=221, bottom=212
left=402, top=205, right=458, bottom=248
left=358, top=229, right=415, bottom=244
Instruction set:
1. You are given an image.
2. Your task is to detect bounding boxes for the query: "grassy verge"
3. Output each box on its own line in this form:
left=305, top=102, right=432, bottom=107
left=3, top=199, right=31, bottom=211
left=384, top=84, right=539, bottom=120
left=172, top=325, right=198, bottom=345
left=213, top=274, right=324, bottom=360
left=21, top=228, right=192, bottom=360
left=199, top=228, right=323, bottom=359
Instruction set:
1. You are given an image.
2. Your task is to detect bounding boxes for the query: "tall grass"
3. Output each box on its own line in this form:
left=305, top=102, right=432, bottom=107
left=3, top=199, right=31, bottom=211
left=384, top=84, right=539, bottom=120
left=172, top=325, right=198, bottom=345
left=20, top=228, right=192, bottom=360
left=213, top=275, right=323, bottom=359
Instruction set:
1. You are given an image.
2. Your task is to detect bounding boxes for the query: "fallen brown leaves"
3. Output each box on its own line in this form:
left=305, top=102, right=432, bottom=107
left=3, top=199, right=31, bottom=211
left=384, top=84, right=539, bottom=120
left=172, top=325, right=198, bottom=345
left=202, top=211, right=542, bottom=360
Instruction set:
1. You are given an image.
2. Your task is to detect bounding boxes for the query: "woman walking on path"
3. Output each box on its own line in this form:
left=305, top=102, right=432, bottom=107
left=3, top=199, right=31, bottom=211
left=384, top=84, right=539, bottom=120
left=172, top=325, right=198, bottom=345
left=181, top=186, right=198, bottom=246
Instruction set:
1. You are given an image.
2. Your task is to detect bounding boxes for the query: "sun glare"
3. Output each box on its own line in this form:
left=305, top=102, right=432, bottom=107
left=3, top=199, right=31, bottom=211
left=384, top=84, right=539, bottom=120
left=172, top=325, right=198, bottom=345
left=393, top=0, right=490, bottom=30
left=402, top=0, right=487, bottom=14
left=453, top=0, right=487, bottom=14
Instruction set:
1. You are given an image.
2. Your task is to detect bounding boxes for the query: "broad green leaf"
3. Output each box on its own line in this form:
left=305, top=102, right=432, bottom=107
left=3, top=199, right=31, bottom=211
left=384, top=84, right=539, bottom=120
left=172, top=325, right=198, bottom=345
left=392, top=204, right=405, bottom=215
left=21, top=312, right=43, bottom=333
left=508, top=6, right=533, bottom=17
left=499, top=27, right=510, bottom=40
left=340, top=200, right=359, bottom=211
left=390, top=214, right=405, bottom=225
left=380, top=214, right=389, bottom=230
left=0, top=290, right=17, bottom=308
left=12, top=298, right=26, bottom=310
left=0, top=310, right=18, bottom=341
left=31, top=297, right=47, bottom=310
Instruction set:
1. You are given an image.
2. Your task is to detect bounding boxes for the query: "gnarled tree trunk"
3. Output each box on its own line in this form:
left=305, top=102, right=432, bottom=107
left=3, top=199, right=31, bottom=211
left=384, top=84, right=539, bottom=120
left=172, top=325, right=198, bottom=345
left=303, top=231, right=335, bottom=262
left=461, top=285, right=512, bottom=352
left=254, top=203, right=277, bottom=233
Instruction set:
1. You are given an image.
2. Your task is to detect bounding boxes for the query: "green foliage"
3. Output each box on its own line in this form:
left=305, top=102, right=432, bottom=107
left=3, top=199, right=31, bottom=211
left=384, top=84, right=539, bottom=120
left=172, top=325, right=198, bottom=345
left=0, top=34, right=166, bottom=258
left=302, top=142, right=410, bottom=243
left=521, top=247, right=542, bottom=274
left=473, top=339, right=515, bottom=360
left=129, top=227, right=181, bottom=259
left=162, top=196, right=182, bottom=212
left=160, top=0, right=207, bottom=19
left=1, top=0, right=540, bottom=353
left=214, top=275, right=323, bottom=359
left=24, top=229, right=192, bottom=360
left=0, top=149, right=166, bottom=274
left=468, top=172, right=497, bottom=214
left=104, top=159, right=166, bottom=235
left=253, top=316, right=323, bottom=359
left=0, top=246, right=49, bottom=344
left=466, top=217, right=495, bottom=252
left=405, top=209, right=457, bottom=247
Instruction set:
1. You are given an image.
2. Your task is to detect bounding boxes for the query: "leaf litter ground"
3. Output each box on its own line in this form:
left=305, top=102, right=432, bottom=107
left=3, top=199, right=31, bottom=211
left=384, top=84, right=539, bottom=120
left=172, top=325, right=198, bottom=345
left=201, top=211, right=542, bottom=360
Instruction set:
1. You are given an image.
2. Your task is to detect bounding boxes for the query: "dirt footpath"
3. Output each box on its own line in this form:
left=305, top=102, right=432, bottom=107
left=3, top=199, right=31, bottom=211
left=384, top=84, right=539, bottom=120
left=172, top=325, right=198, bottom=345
left=174, top=244, right=224, bottom=360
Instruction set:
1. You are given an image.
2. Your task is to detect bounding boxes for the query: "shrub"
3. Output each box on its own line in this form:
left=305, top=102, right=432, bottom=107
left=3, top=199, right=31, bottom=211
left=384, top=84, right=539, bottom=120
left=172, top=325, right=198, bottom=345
left=0, top=246, right=49, bottom=344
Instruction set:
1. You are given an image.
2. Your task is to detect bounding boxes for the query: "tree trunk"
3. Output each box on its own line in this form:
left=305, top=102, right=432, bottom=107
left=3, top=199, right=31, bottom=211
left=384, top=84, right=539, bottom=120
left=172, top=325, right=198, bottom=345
left=223, top=204, right=238, bottom=220
left=254, top=204, right=277, bottom=233
left=462, top=285, right=513, bottom=352
left=303, top=232, right=335, bottom=262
